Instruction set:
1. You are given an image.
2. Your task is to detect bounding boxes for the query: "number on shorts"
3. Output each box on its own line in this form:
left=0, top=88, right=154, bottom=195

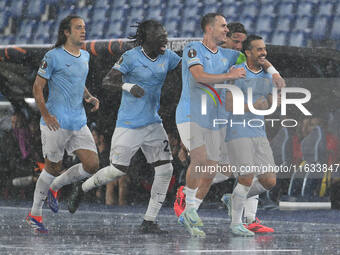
left=163, top=140, right=169, bottom=152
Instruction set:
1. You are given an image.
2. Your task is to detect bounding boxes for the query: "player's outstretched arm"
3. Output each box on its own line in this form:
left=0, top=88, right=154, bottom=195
left=190, top=65, right=246, bottom=85
left=84, top=87, right=100, bottom=112
left=33, top=75, right=60, bottom=131
left=102, top=69, right=144, bottom=98
left=262, top=59, right=286, bottom=89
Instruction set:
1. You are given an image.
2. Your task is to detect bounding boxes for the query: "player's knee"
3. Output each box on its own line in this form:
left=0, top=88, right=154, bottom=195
left=190, top=149, right=208, bottom=166
left=83, top=159, right=99, bottom=174
left=45, top=159, right=62, bottom=176
left=262, top=177, right=276, bottom=190
left=154, top=161, right=173, bottom=177
left=239, top=175, right=254, bottom=187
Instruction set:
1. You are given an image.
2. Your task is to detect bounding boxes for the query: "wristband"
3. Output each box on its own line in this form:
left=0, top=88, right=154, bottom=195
left=267, top=66, right=279, bottom=75
left=122, top=83, right=135, bottom=92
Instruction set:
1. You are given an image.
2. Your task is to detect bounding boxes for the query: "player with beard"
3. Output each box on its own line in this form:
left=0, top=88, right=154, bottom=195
left=226, top=35, right=278, bottom=236
left=67, top=20, right=181, bottom=234
left=175, top=22, right=280, bottom=236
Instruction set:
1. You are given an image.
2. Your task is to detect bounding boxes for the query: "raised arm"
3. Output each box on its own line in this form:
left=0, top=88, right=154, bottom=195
left=190, top=65, right=246, bottom=85
left=262, top=59, right=286, bottom=89
left=102, top=68, right=144, bottom=98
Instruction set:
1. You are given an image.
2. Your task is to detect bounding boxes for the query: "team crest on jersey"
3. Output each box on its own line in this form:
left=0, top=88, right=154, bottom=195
left=158, top=63, right=165, bottom=70
left=188, top=49, right=197, bottom=58
left=221, top=58, right=227, bottom=65
left=40, top=60, right=48, bottom=69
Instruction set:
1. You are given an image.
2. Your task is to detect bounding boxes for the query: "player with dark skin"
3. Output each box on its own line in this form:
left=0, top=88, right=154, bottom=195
left=102, top=23, right=169, bottom=98
left=68, top=20, right=181, bottom=234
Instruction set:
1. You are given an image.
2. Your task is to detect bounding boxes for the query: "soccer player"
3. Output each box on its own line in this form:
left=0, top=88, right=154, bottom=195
left=175, top=13, right=246, bottom=237
left=226, top=35, right=278, bottom=236
left=221, top=22, right=285, bottom=88
left=174, top=22, right=276, bottom=234
left=26, top=15, right=100, bottom=234
left=67, top=20, right=181, bottom=234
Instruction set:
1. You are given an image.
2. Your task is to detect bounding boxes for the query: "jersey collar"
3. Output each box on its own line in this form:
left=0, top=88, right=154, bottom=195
left=245, top=63, right=263, bottom=74
left=201, top=41, right=218, bottom=54
left=141, top=47, right=158, bottom=62
left=62, top=46, right=81, bottom=58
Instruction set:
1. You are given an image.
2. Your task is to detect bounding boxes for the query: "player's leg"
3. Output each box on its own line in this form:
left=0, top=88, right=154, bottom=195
left=118, top=175, right=129, bottom=205
left=215, top=139, right=234, bottom=214
left=176, top=122, right=214, bottom=237
left=244, top=138, right=276, bottom=233
left=27, top=125, right=67, bottom=233
left=190, top=127, right=232, bottom=212
left=220, top=137, right=275, bottom=233
left=139, top=123, right=174, bottom=234
left=48, top=125, right=98, bottom=213
left=228, top=138, right=255, bottom=236
left=67, top=127, right=142, bottom=213
left=243, top=194, right=274, bottom=233
left=247, top=138, right=277, bottom=198
left=66, top=149, right=99, bottom=213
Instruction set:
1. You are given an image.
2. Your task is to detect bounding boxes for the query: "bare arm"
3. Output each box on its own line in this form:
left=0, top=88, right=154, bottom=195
left=102, top=68, right=124, bottom=90
left=102, top=68, right=144, bottom=98
left=261, top=59, right=272, bottom=70
left=262, top=59, right=286, bottom=89
left=225, top=91, right=233, bottom=112
left=33, top=75, right=60, bottom=131
left=190, top=65, right=246, bottom=85
left=83, top=87, right=100, bottom=112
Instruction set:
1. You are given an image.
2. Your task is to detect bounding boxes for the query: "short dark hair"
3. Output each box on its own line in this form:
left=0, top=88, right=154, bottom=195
left=227, top=22, right=247, bottom=37
left=55, top=15, right=83, bottom=48
left=242, top=34, right=263, bottom=54
left=201, top=13, right=225, bottom=33
left=129, top=19, right=164, bottom=46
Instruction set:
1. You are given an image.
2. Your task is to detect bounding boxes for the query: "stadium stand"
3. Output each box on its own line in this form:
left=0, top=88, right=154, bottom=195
left=0, top=0, right=338, bottom=51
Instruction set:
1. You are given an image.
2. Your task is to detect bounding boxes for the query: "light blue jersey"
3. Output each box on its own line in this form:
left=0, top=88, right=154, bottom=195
left=113, top=46, right=180, bottom=129
left=176, top=41, right=241, bottom=130
left=226, top=63, right=274, bottom=142
left=37, top=47, right=89, bottom=130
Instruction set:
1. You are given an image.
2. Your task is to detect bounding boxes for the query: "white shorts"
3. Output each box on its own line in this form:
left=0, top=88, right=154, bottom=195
left=227, top=137, right=276, bottom=176
left=40, top=124, right=97, bottom=163
left=219, top=140, right=230, bottom=165
left=110, top=123, right=172, bottom=166
left=177, top=122, right=226, bottom=162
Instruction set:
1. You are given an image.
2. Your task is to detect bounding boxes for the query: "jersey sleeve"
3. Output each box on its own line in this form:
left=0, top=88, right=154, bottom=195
left=167, top=50, right=181, bottom=71
left=85, top=50, right=90, bottom=63
left=113, top=51, right=133, bottom=74
left=37, top=51, right=54, bottom=80
left=183, top=44, right=203, bottom=69
left=235, top=52, right=246, bottom=65
left=229, top=50, right=242, bottom=66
